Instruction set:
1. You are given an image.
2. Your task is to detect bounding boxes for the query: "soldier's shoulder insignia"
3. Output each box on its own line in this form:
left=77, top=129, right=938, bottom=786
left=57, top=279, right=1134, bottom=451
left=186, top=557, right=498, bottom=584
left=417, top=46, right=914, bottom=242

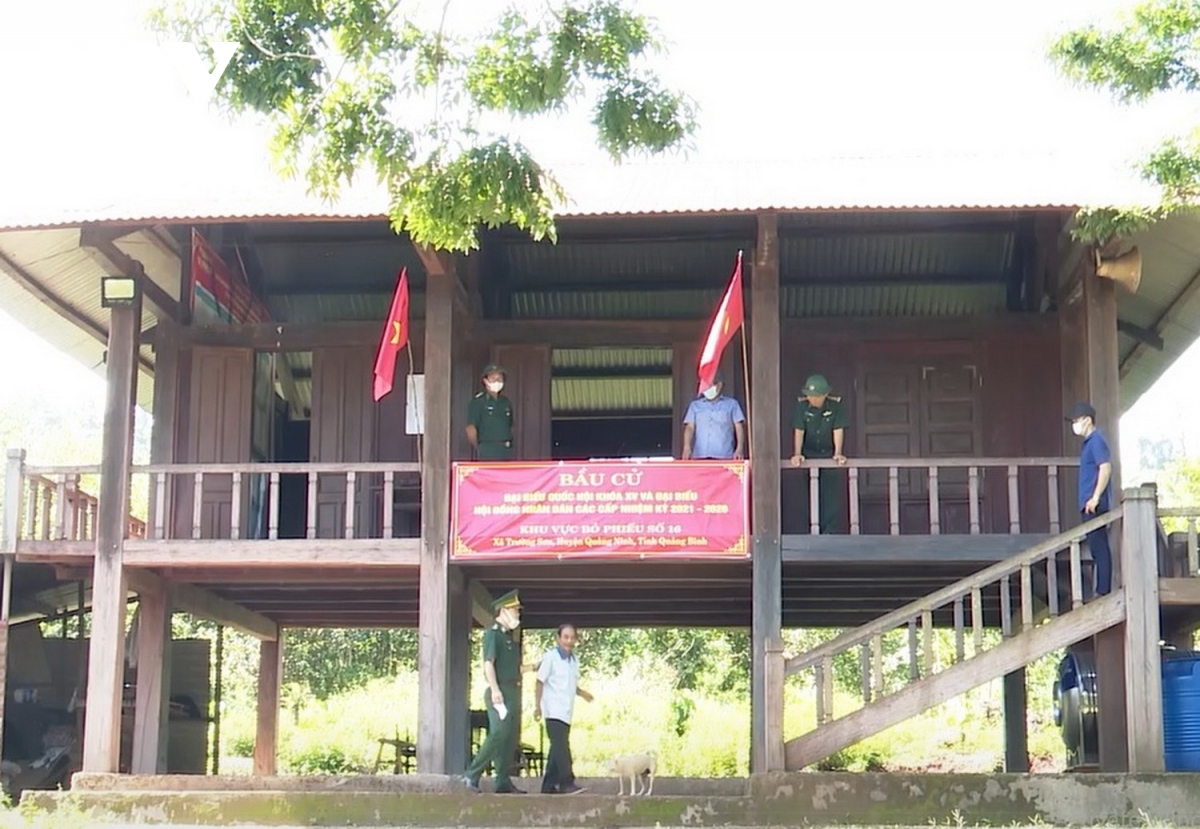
left=829, top=396, right=842, bottom=403
left=474, top=392, right=485, bottom=398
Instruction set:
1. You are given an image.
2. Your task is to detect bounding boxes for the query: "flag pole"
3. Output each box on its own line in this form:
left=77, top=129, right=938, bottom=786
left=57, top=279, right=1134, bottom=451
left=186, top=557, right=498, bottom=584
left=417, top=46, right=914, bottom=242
left=406, top=340, right=423, bottom=471
left=738, top=250, right=751, bottom=457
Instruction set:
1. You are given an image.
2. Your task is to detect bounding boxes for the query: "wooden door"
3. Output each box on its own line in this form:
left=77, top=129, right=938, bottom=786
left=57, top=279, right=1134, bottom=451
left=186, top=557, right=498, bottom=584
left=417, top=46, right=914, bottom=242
left=176, top=347, right=253, bottom=539
left=854, top=360, right=982, bottom=533
left=920, top=363, right=982, bottom=533
left=311, top=346, right=376, bottom=538
left=491, top=344, right=551, bottom=460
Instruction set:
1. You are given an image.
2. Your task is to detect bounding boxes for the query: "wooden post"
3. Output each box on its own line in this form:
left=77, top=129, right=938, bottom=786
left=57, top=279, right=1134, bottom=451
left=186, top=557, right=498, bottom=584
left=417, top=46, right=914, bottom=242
left=750, top=211, right=782, bottom=774
left=446, top=566, right=472, bottom=773
left=1059, top=239, right=1128, bottom=772
left=1002, top=669, right=1029, bottom=772
left=1, top=448, right=21, bottom=760
left=82, top=296, right=140, bottom=773
left=253, top=633, right=283, bottom=776
left=417, top=262, right=455, bottom=774
left=131, top=581, right=173, bottom=774
left=1122, top=484, right=1165, bottom=772
left=148, top=321, right=180, bottom=535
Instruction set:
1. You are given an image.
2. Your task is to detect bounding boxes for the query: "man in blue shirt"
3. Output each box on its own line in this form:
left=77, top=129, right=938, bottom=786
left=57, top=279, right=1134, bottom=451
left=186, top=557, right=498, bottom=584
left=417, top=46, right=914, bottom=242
left=682, top=372, right=746, bottom=460
left=1067, top=402, right=1114, bottom=595
left=534, top=624, right=593, bottom=795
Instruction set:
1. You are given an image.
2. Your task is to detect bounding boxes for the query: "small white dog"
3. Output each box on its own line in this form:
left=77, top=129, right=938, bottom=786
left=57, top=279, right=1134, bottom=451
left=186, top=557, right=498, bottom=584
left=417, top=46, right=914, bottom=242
left=609, top=751, right=656, bottom=796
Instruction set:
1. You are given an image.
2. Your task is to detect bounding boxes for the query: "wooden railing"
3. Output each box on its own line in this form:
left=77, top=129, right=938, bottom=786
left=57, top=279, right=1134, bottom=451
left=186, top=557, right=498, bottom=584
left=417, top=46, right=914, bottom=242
left=133, top=462, right=422, bottom=541
left=780, top=456, right=1079, bottom=535
left=1159, top=505, right=1200, bottom=577
left=17, top=466, right=146, bottom=541
left=781, top=509, right=1121, bottom=751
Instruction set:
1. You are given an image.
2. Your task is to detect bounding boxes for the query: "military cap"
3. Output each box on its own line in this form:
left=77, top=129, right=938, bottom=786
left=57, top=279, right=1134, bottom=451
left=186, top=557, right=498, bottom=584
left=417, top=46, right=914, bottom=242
left=482, top=364, right=506, bottom=378
left=1065, top=402, right=1097, bottom=422
left=492, top=589, right=521, bottom=613
left=802, top=374, right=832, bottom=396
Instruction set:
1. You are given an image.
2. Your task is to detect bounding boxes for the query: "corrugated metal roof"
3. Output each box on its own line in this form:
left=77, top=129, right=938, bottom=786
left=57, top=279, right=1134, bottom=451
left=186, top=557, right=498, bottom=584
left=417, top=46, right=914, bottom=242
left=504, top=239, right=744, bottom=287
left=0, top=228, right=158, bottom=409
left=0, top=153, right=1151, bottom=233
left=781, top=283, right=1008, bottom=317
left=513, top=289, right=721, bottom=319
left=552, top=347, right=673, bottom=370
left=552, top=377, right=672, bottom=414
left=267, top=292, right=428, bottom=324
left=782, top=231, right=1015, bottom=280
left=1115, top=212, right=1200, bottom=410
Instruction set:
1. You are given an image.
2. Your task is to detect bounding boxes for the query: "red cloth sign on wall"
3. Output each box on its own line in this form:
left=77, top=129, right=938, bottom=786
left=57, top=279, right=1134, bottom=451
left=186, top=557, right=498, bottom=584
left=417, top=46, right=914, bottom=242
left=451, top=461, right=750, bottom=559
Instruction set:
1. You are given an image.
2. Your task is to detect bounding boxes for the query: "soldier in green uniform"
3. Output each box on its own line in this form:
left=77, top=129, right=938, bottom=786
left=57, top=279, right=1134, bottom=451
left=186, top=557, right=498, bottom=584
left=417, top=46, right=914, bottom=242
left=462, top=590, right=524, bottom=794
left=467, top=365, right=514, bottom=461
left=789, top=374, right=849, bottom=534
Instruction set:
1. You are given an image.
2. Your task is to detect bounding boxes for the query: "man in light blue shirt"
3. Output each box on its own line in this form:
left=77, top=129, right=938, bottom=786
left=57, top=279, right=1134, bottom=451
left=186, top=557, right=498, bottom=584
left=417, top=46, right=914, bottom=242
left=534, top=624, right=593, bottom=795
left=682, top=372, right=746, bottom=460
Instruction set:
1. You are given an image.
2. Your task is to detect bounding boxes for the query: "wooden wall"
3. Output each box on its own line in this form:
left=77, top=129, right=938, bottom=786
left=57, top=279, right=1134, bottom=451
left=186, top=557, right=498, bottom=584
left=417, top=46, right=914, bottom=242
left=779, top=317, right=1064, bottom=534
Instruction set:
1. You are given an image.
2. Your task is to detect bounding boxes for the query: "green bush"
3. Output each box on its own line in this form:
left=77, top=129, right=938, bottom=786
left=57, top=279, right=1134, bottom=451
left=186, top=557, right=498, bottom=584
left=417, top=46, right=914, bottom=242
left=285, top=745, right=360, bottom=775
left=228, top=734, right=255, bottom=758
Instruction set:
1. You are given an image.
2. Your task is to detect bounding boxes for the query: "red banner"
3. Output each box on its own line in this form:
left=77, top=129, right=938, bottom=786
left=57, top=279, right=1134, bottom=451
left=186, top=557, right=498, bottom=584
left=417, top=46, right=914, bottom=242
left=451, top=461, right=750, bottom=559
left=190, top=228, right=271, bottom=325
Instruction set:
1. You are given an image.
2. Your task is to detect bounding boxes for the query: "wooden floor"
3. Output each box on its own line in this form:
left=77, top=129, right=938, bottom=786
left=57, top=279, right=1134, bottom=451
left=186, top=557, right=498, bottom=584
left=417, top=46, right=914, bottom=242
left=14, top=534, right=1073, bottom=630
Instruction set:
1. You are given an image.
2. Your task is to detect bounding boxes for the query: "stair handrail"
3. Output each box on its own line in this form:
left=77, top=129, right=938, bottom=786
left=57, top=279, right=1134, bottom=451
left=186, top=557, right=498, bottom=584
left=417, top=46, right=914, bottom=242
left=783, top=509, right=1122, bottom=676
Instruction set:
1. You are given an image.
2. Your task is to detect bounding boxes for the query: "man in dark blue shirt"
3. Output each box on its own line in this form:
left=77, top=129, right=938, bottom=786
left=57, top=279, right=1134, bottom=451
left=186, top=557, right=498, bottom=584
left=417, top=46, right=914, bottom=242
left=1067, top=402, right=1114, bottom=595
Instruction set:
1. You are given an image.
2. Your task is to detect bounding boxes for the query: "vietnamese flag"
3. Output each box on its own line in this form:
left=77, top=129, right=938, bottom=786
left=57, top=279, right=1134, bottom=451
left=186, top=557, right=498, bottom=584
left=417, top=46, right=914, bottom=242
left=373, top=268, right=410, bottom=401
left=697, top=252, right=745, bottom=394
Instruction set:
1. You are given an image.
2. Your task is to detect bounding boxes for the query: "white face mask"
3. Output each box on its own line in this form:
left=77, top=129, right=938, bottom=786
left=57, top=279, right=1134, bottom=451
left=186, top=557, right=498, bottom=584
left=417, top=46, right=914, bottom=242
left=1071, top=420, right=1086, bottom=437
left=498, top=608, right=520, bottom=630
left=485, top=380, right=504, bottom=393
left=703, top=386, right=720, bottom=400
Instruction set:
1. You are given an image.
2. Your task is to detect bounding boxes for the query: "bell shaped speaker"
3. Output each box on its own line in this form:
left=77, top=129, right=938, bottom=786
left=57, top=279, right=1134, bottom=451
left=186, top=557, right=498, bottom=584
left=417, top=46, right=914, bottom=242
left=1094, top=246, right=1142, bottom=293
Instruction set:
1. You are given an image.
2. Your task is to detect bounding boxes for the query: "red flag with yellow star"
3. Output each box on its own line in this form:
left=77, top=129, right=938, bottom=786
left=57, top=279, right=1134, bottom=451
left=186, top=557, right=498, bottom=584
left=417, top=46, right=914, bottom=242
left=373, top=268, right=410, bottom=401
left=697, top=253, right=744, bottom=394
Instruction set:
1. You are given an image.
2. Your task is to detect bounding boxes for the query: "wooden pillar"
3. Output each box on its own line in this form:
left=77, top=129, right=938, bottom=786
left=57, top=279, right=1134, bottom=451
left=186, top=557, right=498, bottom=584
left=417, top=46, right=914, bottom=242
left=253, top=633, right=282, bottom=776
left=750, top=212, right=784, bottom=773
left=131, top=583, right=173, bottom=773
left=1, top=449, right=21, bottom=761
left=1059, top=244, right=1128, bottom=772
left=417, top=265, right=455, bottom=774
left=82, top=294, right=140, bottom=773
left=148, top=321, right=180, bottom=532
left=446, top=566, right=472, bottom=773
left=1003, top=669, right=1029, bottom=772
left=1123, top=484, right=1165, bottom=772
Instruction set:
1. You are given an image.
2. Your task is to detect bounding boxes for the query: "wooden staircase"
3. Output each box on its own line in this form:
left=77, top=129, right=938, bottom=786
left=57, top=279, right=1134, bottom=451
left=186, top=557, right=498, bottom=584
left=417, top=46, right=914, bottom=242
left=780, top=512, right=1126, bottom=770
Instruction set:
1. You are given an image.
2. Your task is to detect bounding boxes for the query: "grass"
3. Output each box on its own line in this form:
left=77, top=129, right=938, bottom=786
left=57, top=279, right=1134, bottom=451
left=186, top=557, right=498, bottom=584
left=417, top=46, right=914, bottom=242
left=207, top=652, right=1066, bottom=777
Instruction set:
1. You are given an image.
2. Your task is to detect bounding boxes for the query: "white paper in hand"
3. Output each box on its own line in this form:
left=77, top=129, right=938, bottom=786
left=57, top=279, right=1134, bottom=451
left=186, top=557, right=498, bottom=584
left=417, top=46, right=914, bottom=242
left=495, top=701, right=508, bottom=721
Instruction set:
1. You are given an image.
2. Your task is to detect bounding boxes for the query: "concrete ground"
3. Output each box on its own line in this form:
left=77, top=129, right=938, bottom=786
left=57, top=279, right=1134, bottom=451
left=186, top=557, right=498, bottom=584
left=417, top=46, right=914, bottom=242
left=18, top=771, right=1200, bottom=827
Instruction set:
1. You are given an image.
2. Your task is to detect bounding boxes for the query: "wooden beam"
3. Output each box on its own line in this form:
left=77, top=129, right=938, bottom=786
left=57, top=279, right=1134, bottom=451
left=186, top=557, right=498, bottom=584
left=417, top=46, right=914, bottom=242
left=82, top=295, right=140, bottom=773
left=1117, top=319, right=1165, bottom=351
left=750, top=212, right=784, bottom=774
left=253, top=636, right=282, bottom=776
left=417, top=257, right=455, bottom=774
left=467, top=580, right=496, bottom=628
left=124, top=569, right=278, bottom=642
left=1122, top=485, right=1165, bottom=772
left=78, top=227, right=181, bottom=323
left=1159, top=577, right=1200, bottom=605
left=131, top=581, right=173, bottom=774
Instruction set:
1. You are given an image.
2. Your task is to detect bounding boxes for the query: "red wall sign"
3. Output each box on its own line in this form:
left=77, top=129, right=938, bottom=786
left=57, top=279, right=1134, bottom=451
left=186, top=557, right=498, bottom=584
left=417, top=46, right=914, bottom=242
left=451, top=461, right=750, bottom=559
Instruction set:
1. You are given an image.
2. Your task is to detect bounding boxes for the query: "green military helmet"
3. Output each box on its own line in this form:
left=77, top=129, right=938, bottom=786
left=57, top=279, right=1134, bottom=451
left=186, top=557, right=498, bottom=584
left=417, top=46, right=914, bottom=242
left=492, top=589, right=521, bottom=613
left=482, top=364, right=506, bottom=378
left=802, top=374, right=832, bottom=396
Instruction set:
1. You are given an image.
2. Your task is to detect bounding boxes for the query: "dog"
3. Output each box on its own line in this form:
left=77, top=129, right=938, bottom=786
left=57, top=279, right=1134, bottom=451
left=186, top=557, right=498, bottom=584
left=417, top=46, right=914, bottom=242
left=608, top=751, right=656, bottom=796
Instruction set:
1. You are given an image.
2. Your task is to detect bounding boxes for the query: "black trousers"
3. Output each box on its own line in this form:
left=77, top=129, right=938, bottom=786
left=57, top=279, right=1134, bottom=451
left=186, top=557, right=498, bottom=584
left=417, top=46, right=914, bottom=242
left=541, top=718, right=574, bottom=793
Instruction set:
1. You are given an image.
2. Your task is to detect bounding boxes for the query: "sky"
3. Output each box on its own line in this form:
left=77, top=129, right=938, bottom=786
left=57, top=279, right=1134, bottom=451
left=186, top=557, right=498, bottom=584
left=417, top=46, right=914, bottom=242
left=0, top=0, right=1198, bottom=476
